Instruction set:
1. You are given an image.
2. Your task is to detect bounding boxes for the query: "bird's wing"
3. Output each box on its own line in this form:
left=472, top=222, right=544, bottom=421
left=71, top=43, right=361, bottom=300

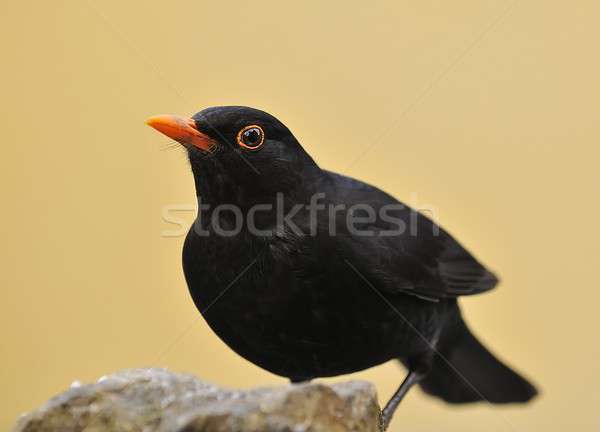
left=321, top=171, right=498, bottom=301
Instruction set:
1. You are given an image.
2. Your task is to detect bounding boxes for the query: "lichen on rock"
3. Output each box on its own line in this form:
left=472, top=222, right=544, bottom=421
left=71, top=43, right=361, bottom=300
left=13, top=368, right=381, bottom=432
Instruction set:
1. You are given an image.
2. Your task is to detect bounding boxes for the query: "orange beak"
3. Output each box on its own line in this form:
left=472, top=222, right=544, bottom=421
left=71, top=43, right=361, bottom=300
left=145, top=115, right=216, bottom=151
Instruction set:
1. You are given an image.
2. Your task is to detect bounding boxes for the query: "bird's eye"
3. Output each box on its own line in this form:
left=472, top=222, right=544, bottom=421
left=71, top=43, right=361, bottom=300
left=237, top=125, right=265, bottom=150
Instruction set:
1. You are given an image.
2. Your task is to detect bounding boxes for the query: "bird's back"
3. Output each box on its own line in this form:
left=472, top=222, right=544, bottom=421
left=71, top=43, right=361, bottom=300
left=315, top=170, right=498, bottom=302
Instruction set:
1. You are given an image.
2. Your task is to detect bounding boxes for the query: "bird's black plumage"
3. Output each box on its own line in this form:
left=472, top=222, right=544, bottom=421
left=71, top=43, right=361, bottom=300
left=149, top=106, right=536, bottom=427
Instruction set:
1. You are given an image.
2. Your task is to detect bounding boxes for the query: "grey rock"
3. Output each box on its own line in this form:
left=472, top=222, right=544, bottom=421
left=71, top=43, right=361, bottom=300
left=13, top=368, right=382, bottom=432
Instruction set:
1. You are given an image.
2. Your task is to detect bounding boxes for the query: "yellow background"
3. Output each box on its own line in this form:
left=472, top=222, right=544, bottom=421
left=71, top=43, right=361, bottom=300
left=2, top=1, right=598, bottom=430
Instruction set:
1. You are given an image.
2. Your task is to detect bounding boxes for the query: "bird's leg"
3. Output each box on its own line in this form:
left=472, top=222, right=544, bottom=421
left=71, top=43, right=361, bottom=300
left=381, top=370, right=425, bottom=431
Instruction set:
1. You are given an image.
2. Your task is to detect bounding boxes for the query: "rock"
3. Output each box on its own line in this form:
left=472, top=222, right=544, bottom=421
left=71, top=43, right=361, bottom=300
left=13, top=368, right=382, bottom=432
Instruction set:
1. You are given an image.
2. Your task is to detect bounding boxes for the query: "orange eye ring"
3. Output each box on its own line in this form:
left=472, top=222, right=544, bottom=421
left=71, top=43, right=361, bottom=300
left=236, top=125, right=265, bottom=150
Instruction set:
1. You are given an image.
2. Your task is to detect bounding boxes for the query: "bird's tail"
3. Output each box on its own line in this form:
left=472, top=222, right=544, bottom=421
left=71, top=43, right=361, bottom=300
left=416, top=319, right=538, bottom=404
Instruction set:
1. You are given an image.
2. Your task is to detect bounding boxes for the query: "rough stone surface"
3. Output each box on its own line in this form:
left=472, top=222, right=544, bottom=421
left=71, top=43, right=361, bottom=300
left=13, top=368, right=382, bottom=432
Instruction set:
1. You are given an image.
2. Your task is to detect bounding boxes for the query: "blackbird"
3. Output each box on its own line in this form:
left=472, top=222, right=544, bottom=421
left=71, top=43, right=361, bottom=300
left=146, top=106, right=537, bottom=429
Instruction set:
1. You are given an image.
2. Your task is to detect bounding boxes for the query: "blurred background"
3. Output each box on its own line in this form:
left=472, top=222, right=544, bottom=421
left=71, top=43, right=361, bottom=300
left=2, top=1, right=599, bottom=430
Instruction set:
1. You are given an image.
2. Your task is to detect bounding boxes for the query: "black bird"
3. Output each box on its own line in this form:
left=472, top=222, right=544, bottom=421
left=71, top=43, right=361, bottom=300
left=146, top=106, right=537, bottom=429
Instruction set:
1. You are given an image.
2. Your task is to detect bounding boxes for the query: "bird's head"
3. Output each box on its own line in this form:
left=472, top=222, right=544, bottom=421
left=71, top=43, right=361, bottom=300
left=146, top=106, right=319, bottom=206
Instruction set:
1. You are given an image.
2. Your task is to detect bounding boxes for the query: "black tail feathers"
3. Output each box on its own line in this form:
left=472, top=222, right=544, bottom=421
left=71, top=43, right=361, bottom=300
left=416, top=321, right=538, bottom=404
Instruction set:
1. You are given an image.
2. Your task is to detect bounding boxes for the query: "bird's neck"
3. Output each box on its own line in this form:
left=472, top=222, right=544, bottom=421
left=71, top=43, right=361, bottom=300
left=191, top=161, right=325, bottom=236
left=192, top=151, right=322, bottom=208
